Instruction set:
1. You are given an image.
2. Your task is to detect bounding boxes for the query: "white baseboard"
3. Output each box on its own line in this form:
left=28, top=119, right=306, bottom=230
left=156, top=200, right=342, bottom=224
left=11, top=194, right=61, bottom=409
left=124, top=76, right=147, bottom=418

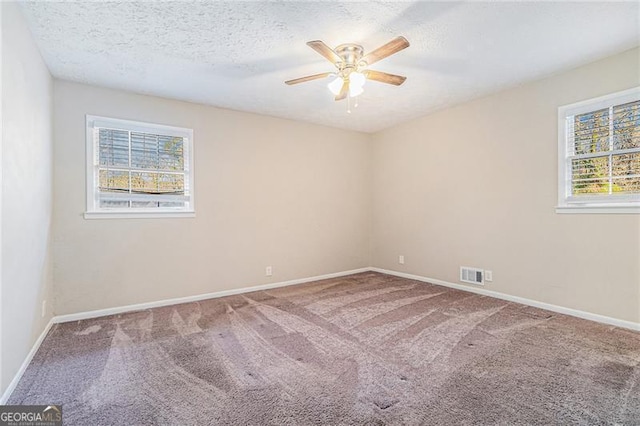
left=53, top=267, right=372, bottom=323
left=0, top=318, right=55, bottom=404
left=371, top=267, right=640, bottom=332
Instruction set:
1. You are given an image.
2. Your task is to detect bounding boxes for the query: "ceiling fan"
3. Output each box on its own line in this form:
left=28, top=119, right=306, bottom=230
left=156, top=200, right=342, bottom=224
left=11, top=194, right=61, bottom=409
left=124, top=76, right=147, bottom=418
left=285, top=36, right=410, bottom=104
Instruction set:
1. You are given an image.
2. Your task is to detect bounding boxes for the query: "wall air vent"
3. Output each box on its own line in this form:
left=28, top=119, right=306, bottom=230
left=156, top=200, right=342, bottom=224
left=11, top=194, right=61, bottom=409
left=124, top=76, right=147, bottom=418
left=460, top=266, right=484, bottom=286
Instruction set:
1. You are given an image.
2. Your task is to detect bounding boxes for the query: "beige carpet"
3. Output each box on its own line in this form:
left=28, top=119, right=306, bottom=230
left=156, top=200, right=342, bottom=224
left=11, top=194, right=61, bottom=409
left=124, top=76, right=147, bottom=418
left=8, top=272, right=640, bottom=425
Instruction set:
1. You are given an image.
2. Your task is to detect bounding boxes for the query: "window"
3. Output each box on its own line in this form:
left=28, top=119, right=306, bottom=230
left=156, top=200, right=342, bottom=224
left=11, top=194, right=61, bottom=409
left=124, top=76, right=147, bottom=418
left=557, top=87, right=640, bottom=214
left=85, top=116, right=194, bottom=219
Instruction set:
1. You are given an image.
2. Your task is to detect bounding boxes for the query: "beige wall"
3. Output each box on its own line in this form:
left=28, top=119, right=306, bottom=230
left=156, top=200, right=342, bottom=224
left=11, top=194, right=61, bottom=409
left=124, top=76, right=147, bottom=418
left=372, top=47, right=640, bottom=323
left=53, top=81, right=371, bottom=315
left=53, top=48, right=640, bottom=324
left=1, top=2, right=54, bottom=393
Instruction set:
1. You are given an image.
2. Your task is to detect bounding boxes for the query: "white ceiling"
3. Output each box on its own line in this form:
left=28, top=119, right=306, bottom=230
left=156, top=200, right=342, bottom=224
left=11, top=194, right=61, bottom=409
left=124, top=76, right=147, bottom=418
left=19, top=1, right=640, bottom=133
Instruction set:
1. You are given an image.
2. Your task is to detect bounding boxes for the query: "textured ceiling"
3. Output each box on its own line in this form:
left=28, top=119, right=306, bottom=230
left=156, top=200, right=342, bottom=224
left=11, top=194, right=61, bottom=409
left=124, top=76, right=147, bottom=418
left=19, top=1, right=640, bottom=133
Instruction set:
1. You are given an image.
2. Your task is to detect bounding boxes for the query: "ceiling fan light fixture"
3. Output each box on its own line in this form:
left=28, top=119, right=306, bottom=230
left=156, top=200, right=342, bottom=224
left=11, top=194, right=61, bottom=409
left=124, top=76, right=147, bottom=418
left=327, top=76, right=344, bottom=95
left=287, top=36, right=409, bottom=106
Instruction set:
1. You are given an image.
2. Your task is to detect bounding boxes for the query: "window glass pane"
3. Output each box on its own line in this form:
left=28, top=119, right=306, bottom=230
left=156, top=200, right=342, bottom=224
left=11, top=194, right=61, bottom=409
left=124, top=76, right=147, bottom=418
left=158, top=135, right=184, bottom=171
left=574, top=108, right=609, bottom=155
left=158, top=201, right=186, bottom=208
left=129, top=133, right=185, bottom=171
left=130, top=201, right=160, bottom=208
left=612, top=152, right=640, bottom=177
left=571, top=156, right=609, bottom=195
left=128, top=201, right=186, bottom=209
left=612, top=152, right=640, bottom=194
left=98, top=129, right=129, bottom=167
left=130, top=172, right=184, bottom=194
left=99, top=169, right=129, bottom=193
left=612, top=177, right=640, bottom=194
left=158, top=173, right=185, bottom=194
left=130, top=132, right=160, bottom=170
left=99, top=200, right=129, bottom=209
left=613, top=100, right=640, bottom=150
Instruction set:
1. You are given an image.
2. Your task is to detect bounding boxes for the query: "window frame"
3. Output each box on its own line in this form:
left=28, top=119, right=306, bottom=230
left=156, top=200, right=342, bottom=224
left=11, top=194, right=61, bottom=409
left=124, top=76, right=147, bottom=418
left=556, top=87, right=640, bottom=214
left=85, top=115, right=195, bottom=219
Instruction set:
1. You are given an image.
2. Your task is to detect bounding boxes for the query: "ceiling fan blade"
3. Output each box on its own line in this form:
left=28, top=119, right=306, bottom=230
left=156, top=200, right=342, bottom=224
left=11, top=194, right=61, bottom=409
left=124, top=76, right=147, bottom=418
left=364, top=70, right=407, bottom=86
left=285, top=72, right=332, bottom=85
left=307, top=40, right=342, bottom=65
left=361, top=36, right=410, bottom=66
left=335, top=80, right=349, bottom=101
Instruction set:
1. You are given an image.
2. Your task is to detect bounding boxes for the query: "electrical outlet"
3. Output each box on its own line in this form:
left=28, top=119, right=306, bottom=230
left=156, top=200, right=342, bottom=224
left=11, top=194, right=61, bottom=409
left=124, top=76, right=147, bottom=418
left=265, top=266, right=272, bottom=277
left=41, top=300, right=47, bottom=317
left=399, top=255, right=405, bottom=265
left=484, top=270, right=493, bottom=282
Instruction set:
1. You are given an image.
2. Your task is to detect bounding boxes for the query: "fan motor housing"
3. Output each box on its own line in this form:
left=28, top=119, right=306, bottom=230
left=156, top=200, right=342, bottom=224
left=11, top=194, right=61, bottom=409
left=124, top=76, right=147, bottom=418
left=335, top=43, right=364, bottom=71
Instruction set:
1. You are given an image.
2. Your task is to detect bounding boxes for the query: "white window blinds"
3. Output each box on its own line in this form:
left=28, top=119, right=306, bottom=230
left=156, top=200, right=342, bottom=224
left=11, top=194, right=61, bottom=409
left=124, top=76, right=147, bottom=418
left=86, top=116, right=194, bottom=217
left=566, top=99, right=640, bottom=200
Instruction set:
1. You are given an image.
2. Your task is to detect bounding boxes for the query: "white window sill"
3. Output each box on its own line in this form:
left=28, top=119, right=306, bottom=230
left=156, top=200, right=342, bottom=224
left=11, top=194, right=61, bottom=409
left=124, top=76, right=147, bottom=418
left=556, top=205, right=640, bottom=214
left=84, top=211, right=196, bottom=220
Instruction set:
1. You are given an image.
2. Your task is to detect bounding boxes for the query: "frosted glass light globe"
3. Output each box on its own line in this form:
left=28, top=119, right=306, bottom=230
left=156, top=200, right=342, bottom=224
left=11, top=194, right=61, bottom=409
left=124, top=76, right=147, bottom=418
left=328, top=77, right=344, bottom=95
